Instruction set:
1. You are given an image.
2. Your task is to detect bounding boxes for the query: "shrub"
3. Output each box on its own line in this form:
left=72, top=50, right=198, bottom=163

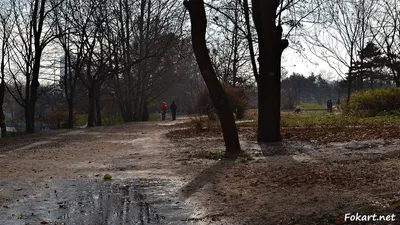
left=348, top=87, right=400, bottom=116
left=195, top=84, right=248, bottom=119
left=47, top=110, right=78, bottom=128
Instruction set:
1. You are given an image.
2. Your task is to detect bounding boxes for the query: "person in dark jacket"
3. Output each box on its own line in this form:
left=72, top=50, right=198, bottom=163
left=170, top=101, right=177, bottom=120
left=327, top=99, right=333, bottom=113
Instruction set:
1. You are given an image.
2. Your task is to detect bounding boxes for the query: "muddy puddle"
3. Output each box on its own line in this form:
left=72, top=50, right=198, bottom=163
left=0, top=179, right=192, bottom=225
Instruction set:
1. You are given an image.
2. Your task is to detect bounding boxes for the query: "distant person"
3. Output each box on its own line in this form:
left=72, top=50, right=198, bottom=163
left=161, top=102, right=167, bottom=120
left=327, top=99, right=333, bottom=113
left=170, top=101, right=177, bottom=120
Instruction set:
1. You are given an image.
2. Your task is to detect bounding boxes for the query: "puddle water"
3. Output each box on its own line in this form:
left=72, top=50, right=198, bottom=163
left=0, top=179, right=192, bottom=224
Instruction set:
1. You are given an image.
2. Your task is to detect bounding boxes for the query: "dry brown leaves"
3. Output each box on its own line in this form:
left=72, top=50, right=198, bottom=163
left=167, top=125, right=400, bottom=143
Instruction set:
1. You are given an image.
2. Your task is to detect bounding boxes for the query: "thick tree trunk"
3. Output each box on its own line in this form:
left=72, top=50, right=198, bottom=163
left=95, top=96, right=102, bottom=126
left=252, top=0, right=288, bottom=142
left=184, top=0, right=241, bottom=155
left=142, top=104, right=149, bottom=121
left=87, top=88, right=95, bottom=127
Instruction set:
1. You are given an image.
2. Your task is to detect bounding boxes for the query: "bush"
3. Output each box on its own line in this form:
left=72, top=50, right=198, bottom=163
left=348, top=87, right=400, bottom=116
left=47, top=110, right=78, bottom=128
left=195, top=84, right=248, bottom=119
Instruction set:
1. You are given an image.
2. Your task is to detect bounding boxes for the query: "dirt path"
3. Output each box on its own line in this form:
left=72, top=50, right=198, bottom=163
left=0, top=118, right=216, bottom=224
left=1, top=118, right=400, bottom=225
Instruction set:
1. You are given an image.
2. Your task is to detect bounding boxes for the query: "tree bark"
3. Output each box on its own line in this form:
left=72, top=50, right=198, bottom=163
left=0, top=26, right=7, bottom=137
left=184, top=0, right=241, bottom=155
left=252, top=0, right=288, bottom=142
left=95, top=96, right=102, bottom=126
left=67, top=99, right=74, bottom=128
left=243, top=0, right=258, bottom=82
left=347, top=47, right=354, bottom=105
left=0, top=83, right=5, bottom=137
left=87, top=87, right=95, bottom=127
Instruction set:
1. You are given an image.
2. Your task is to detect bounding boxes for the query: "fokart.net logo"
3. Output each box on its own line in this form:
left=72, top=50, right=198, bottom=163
left=345, top=213, right=396, bottom=222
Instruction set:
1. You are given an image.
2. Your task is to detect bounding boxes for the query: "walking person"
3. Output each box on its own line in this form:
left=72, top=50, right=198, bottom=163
left=170, top=101, right=177, bottom=120
left=327, top=99, right=333, bottom=113
left=161, top=102, right=167, bottom=120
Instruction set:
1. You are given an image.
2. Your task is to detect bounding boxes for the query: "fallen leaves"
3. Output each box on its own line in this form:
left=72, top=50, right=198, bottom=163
left=167, top=124, right=400, bottom=143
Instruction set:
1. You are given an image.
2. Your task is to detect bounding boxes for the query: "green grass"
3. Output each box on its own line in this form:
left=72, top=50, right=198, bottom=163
left=238, top=110, right=400, bottom=128
left=295, top=102, right=326, bottom=110
left=74, top=114, right=87, bottom=126
left=148, top=113, right=159, bottom=121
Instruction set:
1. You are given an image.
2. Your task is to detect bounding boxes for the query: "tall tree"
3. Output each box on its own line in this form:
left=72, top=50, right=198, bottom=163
left=184, top=0, right=241, bottom=155
left=0, top=2, right=12, bottom=137
left=252, top=0, right=288, bottom=142
left=8, top=0, right=61, bottom=133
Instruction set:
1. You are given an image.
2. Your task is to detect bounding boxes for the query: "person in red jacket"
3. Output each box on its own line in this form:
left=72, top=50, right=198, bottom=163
left=161, top=102, right=167, bottom=120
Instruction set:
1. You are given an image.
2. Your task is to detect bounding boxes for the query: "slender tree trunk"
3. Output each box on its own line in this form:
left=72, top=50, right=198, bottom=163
left=395, top=69, right=400, bottom=87
left=67, top=99, right=74, bottom=128
left=0, top=83, right=6, bottom=137
left=243, top=0, right=258, bottom=82
left=0, top=33, right=7, bottom=137
left=184, top=0, right=241, bottom=155
left=347, top=46, right=354, bottom=105
left=232, top=0, right=239, bottom=87
left=27, top=56, right=41, bottom=133
left=252, top=0, right=288, bottom=142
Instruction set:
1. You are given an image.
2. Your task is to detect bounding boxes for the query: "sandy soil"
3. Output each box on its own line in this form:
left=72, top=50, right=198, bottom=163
left=0, top=118, right=400, bottom=224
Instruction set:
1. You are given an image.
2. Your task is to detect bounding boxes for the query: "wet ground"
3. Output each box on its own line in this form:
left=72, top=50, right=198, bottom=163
left=0, top=118, right=208, bottom=225
left=0, top=179, right=191, bottom=225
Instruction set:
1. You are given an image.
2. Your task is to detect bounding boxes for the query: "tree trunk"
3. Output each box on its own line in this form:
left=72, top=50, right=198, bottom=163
left=67, top=99, right=74, bottom=129
left=27, top=73, right=40, bottom=133
left=184, top=0, right=241, bottom=155
left=142, top=104, right=149, bottom=121
left=243, top=0, right=258, bottom=82
left=95, top=96, right=102, bottom=126
left=252, top=0, right=288, bottom=142
left=87, top=87, right=95, bottom=127
left=0, top=83, right=6, bottom=137
left=395, top=69, right=400, bottom=87
left=346, top=46, right=354, bottom=105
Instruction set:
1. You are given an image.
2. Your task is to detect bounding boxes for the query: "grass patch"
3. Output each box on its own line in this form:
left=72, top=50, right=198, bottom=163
left=296, top=102, right=326, bottom=110
left=74, top=114, right=87, bottom=126
left=148, top=113, right=159, bottom=121
left=391, top=202, right=400, bottom=210
left=238, top=111, right=400, bottom=128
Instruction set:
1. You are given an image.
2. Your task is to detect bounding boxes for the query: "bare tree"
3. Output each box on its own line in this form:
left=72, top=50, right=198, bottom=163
left=184, top=0, right=241, bottom=155
left=7, top=0, right=61, bottom=133
left=371, top=0, right=400, bottom=87
left=0, top=2, right=13, bottom=137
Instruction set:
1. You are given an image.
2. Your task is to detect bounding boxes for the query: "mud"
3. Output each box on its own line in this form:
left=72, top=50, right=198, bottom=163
left=0, top=179, right=191, bottom=225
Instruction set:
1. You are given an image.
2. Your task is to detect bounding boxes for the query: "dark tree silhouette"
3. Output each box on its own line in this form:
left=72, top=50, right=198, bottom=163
left=184, top=0, right=241, bottom=155
left=252, top=0, right=288, bottom=142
